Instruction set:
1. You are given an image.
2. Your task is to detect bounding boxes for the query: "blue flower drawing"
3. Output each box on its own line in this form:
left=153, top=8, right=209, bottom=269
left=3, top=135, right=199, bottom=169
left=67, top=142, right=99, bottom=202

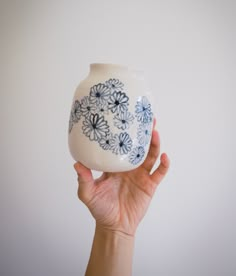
left=135, top=96, right=153, bottom=123
left=90, top=83, right=111, bottom=105
left=108, top=91, right=129, bottom=114
left=82, top=113, right=109, bottom=141
left=72, top=100, right=81, bottom=122
left=110, top=132, right=132, bottom=155
left=81, top=96, right=96, bottom=117
left=99, top=133, right=113, bottom=150
left=137, top=123, right=152, bottom=146
left=69, top=77, right=153, bottom=163
left=105, top=78, right=124, bottom=93
left=129, top=146, right=145, bottom=165
left=95, top=103, right=109, bottom=116
left=68, top=111, right=74, bottom=133
left=68, top=100, right=81, bottom=133
left=114, top=111, right=134, bottom=130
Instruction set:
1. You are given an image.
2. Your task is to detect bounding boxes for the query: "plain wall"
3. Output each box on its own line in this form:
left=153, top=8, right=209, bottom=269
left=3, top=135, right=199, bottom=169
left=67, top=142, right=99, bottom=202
left=1, top=0, right=235, bottom=275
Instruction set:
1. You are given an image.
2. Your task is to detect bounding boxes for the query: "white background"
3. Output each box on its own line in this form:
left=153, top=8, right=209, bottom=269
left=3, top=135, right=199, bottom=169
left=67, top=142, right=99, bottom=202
left=1, top=0, right=235, bottom=275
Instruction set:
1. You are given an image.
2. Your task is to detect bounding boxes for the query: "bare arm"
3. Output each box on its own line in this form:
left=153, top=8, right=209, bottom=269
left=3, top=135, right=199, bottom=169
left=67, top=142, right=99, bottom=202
left=74, top=120, right=170, bottom=276
left=85, top=226, right=134, bottom=276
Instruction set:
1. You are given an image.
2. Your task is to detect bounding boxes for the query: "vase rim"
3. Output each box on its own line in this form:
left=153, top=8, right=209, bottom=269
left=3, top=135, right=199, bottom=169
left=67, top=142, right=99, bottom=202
left=90, top=63, right=129, bottom=71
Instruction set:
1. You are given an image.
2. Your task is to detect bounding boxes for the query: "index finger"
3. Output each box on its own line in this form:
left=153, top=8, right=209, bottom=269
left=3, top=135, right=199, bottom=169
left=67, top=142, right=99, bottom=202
left=140, top=119, right=160, bottom=172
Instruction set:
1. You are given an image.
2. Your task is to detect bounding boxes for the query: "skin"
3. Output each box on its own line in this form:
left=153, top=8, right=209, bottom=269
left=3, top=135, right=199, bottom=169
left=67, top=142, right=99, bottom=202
left=74, top=119, right=170, bottom=276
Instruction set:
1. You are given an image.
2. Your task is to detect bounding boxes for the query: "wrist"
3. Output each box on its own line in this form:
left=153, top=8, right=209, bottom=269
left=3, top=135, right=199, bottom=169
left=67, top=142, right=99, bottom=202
left=86, top=223, right=135, bottom=275
left=95, top=223, right=136, bottom=239
left=95, top=223, right=135, bottom=241
left=95, top=224, right=135, bottom=256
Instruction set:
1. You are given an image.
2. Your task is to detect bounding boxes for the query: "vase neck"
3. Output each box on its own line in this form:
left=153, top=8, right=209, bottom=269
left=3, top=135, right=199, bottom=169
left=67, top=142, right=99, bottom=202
left=90, top=63, right=129, bottom=73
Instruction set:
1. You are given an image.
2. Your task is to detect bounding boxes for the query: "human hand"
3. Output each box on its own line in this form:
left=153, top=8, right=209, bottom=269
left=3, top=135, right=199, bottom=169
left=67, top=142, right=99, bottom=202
left=74, top=119, right=170, bottom=236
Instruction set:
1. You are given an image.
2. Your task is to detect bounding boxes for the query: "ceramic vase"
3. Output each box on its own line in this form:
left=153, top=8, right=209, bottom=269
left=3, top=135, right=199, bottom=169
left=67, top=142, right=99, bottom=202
left=68, top=63, right=154, bottom=172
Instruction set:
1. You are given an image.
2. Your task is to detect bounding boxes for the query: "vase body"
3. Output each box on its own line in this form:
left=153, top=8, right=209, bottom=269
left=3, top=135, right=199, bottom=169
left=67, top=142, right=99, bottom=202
left=68, top=63, right=154, bottom=172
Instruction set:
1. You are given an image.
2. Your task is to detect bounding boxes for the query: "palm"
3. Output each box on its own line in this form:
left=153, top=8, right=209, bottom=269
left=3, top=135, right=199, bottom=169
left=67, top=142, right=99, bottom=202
left=75, top=128, right=169, bottom=235
left=87, top=168, right=154, bottom=235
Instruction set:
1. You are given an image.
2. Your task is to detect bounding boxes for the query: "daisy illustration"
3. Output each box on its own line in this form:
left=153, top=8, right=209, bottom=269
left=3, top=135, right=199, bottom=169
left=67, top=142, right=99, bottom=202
left=108, top=91, right=129, bottom=114
left=110, top=132, right=132, bottom=155
left=135, top=96, right=153, bottom=123
left=68, top=100, right=81, bottom=133
left=95, top=103, right=109, bottom=116
left=137, top=123, right=152, bottom=146
left=129, top=146, right=145, bottom=165
left=99, top=133, right=113, bottom=150
left=89, top=83, right=111, bottom=105
left=72, top=100, right=81, bottom=122
left=68, top=111, right=74, bottom=133
left=82, top=113, right=109, bottom=141
left=114, top=111, right=134, bottom=130
left=105, top=78, right=124, bottom=93
left=80, top=96, right=97, bottom=117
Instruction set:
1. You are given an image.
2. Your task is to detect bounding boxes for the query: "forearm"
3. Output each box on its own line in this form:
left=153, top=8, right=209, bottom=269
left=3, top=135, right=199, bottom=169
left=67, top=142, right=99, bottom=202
left=85, top=225, right=135, bottom=276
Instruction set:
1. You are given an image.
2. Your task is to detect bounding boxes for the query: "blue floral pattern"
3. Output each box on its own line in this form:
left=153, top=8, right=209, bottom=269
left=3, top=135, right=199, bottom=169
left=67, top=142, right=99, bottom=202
left=68, top=111, right=74, bottom=133
left=108, top=91, right=129, bottom=113
left=99, top=133, right=113, bottom=150
left=80, top=96, right=97, bottom=117
left=135, top=96, right=153, bottom=123
left=69, top=78, right=153, bottom=166
left=129, top=146, right=145, bottom=165
left=90, top=83, right=111, bottom=105
left=105, top=78, right=124, bottom=93
left=72, top=100, right=81, bottom=122
left=82, top=113, right=109, bottom=141
left=137, top=123, right=152, bottom=146
left=114, top=111, right=134, bottom=130
left=69, top=100, right=81, bottom=133
left=110, top=132, right=132, bottom=155
left=95, top=103, right=109, bottom=116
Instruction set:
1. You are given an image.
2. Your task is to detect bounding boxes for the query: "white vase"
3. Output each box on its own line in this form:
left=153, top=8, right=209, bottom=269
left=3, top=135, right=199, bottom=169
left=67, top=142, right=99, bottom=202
left=68, top=63, right=154, bottom=172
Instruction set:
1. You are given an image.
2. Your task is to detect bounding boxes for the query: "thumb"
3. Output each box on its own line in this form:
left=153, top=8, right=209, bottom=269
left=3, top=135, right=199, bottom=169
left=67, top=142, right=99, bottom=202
left=74, top=162, right=94, bottom=203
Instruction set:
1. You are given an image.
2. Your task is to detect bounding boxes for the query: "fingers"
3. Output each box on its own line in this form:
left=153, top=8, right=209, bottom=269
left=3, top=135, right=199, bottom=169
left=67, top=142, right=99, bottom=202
left=141, top=129, right=160, bottom=172
left=74, top=162, right=93, bottom=183
left=74, top=162, right=94, bottom=203
left=150, top=153, right=170, bottom=185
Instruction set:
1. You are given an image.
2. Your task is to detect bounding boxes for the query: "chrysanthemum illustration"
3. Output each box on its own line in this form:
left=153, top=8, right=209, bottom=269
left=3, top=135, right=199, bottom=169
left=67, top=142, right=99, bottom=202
left=95, top=103, right=109, bottom=116
left=105, top=78, right=124, bottom=92
left=135, top=96, right=153, bottom=123
left=80, top=96, right=96, bottom=117
left=114, top=111, right=134, bottom=130
left=99, top=133, right=113, bottom=150
left=69, top=78, right=154, bottom=161
left=110, top=132, right=132, bottom=155
left=72, top=100, right=81, bottom=122
left=82, top=113, right=109, bottom=141
left=89, top=83, right=111, bottom=105
left=137, top=123, right=152, bottom=146
left=108, top=91, right=129, bottom=114
left=68, top=100, right=81, bottom=133
left=129, top=146, right=145, bottom=165
left=68, top=111, right=74, bottom=133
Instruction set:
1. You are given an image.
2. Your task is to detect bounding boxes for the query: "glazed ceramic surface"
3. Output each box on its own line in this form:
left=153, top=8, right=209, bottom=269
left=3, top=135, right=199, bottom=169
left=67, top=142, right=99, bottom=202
left=68, top=63, right=153, bottom=172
